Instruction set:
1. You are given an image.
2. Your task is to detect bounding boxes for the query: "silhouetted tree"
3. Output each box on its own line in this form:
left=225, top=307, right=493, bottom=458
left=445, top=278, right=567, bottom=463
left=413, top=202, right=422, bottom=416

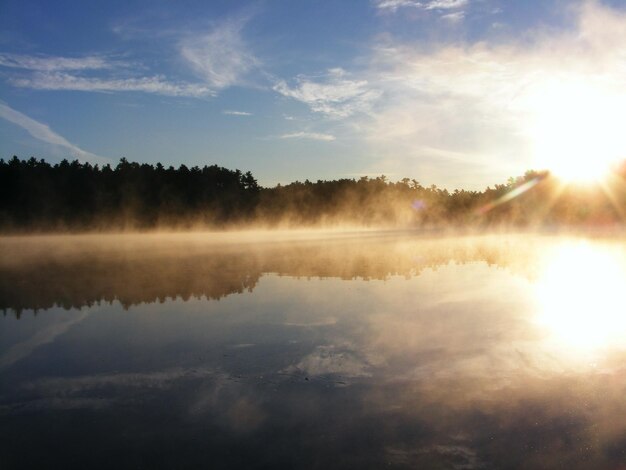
left=1, top=156, right=625, bottom=232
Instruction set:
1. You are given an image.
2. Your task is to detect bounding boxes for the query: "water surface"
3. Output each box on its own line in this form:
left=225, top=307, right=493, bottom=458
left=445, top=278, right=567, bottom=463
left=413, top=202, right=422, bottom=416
left=1, top=232, right=625, bottom=469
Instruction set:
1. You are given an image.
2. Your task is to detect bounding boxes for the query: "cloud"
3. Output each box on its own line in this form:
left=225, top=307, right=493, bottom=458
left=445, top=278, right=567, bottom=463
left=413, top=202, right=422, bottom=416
left=0, top=51, right=213, bottom=97
left=425, top=0, right=468, bottom=10
left=279, top=131, right=336, bottom=141
left=0, top=102, right=110, bottom=163
left=0, top=53, right=114, bottom=71
left=375, top=0, right=423, bottom=11
left=375, top=0, right=468, bottom=12
left=180, top=17, right=258, bottom=90
left=1, top=17, right=259, bottom=99
left=374, top=0, right=469, bottom=24
left=337, top=0, right=626, bottom=188
left=223, top=110, right=252, bottom=116
left=273, top=68, right=381, bottom=118
left=9, top=72, right=213, bottom=97
left=441, top=11, right=465, bottom=22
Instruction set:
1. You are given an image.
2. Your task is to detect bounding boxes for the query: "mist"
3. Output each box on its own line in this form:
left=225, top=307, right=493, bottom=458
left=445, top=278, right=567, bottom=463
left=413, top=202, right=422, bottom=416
left=2, top=156, right=626, bottom=234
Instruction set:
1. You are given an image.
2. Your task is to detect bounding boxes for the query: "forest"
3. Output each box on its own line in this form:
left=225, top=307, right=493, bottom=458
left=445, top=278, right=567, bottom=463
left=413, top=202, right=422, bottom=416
left=1, top=156, right=626, bottom=231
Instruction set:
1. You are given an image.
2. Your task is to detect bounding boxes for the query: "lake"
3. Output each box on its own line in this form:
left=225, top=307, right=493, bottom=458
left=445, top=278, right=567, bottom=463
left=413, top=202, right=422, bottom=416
left=1, top=232, right=625, bottom=469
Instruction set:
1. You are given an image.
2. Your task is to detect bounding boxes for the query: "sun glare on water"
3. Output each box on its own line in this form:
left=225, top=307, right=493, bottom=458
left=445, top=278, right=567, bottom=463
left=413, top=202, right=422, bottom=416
left=534, top=242, right=626, bottom=350
left=526, top=79, right=626, bottom=183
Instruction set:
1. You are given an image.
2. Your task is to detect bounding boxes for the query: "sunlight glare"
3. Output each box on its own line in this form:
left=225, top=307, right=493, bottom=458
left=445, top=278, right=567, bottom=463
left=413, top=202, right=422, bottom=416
left=525, top=79, right=626, bottom=183
left=534, top=241, right=626, bottom=350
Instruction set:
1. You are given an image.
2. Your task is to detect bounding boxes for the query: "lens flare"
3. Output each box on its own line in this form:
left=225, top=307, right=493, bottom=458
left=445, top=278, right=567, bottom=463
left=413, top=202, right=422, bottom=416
left=477, top=177, right=540, bottom=215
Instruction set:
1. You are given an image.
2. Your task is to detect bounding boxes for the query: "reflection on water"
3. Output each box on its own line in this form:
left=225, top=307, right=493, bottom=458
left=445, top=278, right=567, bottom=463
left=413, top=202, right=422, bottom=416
left=1, top=232, right=625, bottom=469
left=535, top=241, right=626, bottom=350
left=0, top=233, right=543, bottom=313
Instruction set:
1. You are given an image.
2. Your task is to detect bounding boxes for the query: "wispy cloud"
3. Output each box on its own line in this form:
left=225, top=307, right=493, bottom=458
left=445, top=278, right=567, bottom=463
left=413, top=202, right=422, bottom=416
left=0, top=53, right=114, bottom=71
left=425, top=0, right=468, bottom=10
left=180, top=17, right=258, bottom=90
left=9, top=72, right=213, bottom=97
left=441, top=11, right=465, bottom=23
left=1, top=15, right=259, bottom=98
left=0, top=51, right=213, bottom=97
left=273, top=68, right=381, bottom=118
left=223, top=110, right=252, bottom=116
left=0, top=102, right=110, bottom=163
left=375, top=0, right=420, bottom=10
left=375, top=0, right=468, bottom=12
left=279, top=131, right=336, bottom=141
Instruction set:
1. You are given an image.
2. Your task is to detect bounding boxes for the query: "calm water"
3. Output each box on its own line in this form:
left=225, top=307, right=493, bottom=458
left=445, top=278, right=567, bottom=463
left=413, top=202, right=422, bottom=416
left=1, top=232, right=626, bottom=469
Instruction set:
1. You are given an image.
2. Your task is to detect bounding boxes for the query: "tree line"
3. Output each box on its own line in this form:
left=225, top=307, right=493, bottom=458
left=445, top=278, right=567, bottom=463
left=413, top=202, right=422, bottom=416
left=0, top=157, right=259, bottom=230
left=1, top=156, right=625, bottom=231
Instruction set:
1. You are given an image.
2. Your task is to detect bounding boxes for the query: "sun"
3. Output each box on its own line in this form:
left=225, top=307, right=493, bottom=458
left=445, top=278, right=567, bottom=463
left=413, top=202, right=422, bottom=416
left=525, top=78, right=626, bottom=183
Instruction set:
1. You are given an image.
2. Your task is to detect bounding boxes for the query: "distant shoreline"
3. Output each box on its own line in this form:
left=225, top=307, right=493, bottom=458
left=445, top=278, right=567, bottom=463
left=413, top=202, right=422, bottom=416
left=2, top=156, right=626, bottom=233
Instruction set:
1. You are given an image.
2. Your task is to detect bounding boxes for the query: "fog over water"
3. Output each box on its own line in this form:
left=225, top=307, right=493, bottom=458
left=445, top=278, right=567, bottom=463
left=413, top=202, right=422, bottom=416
left=1, top=232, right=626, bottom=469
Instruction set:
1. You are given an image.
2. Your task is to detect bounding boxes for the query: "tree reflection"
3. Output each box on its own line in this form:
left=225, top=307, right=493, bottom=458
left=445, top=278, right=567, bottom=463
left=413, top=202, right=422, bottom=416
left=1, top=233, right=549, bottom=316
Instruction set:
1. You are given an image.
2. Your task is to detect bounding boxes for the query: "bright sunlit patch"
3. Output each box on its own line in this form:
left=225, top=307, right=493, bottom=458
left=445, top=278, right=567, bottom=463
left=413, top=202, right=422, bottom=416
left=525, top=79, right=626, bottom=183
left=534, top=242, right=626, bottom=350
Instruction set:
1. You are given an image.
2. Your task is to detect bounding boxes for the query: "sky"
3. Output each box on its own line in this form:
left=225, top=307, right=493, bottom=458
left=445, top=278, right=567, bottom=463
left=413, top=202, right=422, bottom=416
left=1, top=0, right=626, bottom=189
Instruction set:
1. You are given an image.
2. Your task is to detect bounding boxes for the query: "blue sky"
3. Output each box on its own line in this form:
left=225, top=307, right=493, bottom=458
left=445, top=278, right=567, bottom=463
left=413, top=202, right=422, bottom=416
left=1, top=0, right=626, bottom=189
